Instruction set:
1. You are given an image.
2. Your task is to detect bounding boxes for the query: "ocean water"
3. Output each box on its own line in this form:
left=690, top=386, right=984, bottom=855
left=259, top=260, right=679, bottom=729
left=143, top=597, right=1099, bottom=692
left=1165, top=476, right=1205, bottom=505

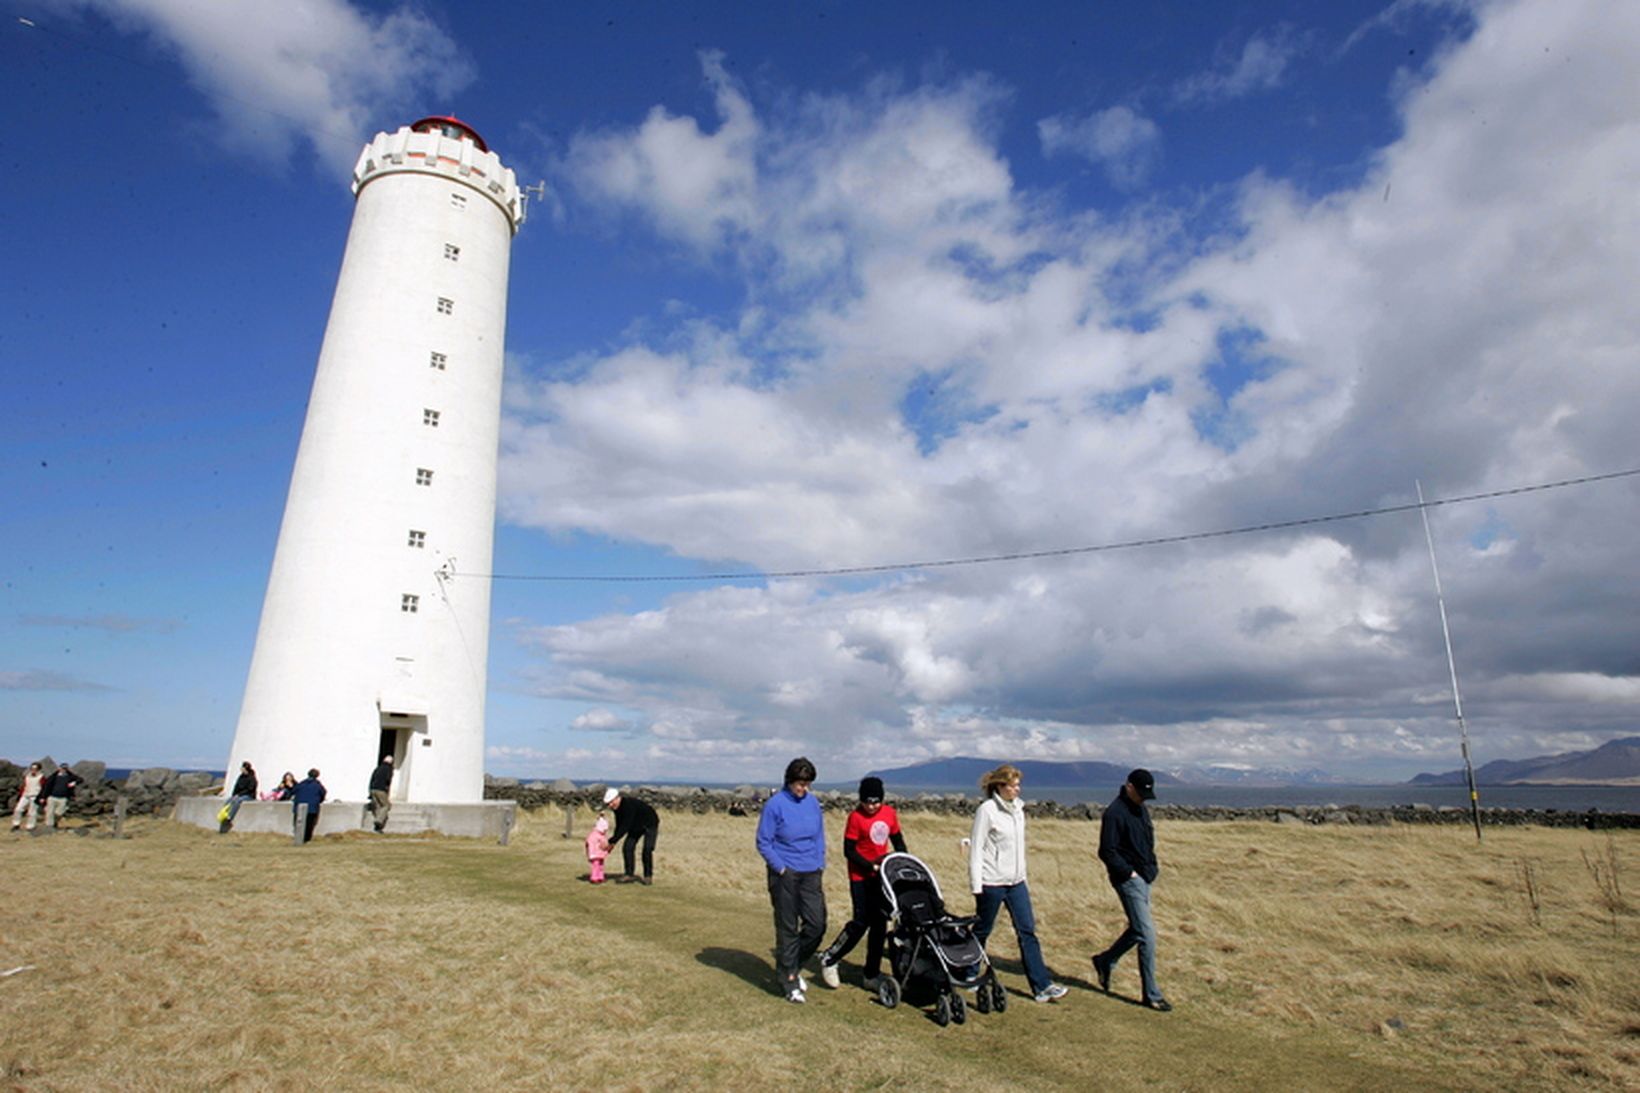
left=869, top=783, right=1640, bottom=813
left=92, top=769, right=1639, bottom=814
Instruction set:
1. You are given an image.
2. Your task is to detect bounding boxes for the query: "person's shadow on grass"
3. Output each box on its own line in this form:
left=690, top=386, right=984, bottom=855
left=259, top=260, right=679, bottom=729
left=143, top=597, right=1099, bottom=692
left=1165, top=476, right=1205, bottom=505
left=1059, top=967, right=1150, bottom=1007
left=696, top=947, right=780, bottom=996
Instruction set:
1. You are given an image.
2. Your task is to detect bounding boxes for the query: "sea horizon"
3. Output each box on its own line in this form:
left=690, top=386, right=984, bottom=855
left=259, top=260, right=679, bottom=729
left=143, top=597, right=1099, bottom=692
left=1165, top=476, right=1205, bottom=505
left=77, top=769, right=1640, bottom=814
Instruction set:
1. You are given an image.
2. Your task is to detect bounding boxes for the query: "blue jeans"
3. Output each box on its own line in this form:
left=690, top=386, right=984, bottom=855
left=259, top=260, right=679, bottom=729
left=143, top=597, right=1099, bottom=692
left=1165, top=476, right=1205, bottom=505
left=1102, top=875, right=1163, bottom=1003
left=975, top=882, right=1052, bottom=994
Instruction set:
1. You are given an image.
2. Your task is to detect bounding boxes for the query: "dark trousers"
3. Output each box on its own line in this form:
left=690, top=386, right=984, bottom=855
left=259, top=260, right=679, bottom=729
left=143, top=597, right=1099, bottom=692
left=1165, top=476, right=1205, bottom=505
left=821, top=877, right=889, bottom=977
left=295, top=806, right=320, bottom=843
left=767, top=867, right=827, bottom=985
left=619, top=823, right=659, bottom=878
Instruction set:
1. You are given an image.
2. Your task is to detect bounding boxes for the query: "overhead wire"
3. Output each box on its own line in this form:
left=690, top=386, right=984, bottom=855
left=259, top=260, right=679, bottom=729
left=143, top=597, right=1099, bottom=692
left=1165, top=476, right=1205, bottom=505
left=458, top=467, right=1640, bottom=584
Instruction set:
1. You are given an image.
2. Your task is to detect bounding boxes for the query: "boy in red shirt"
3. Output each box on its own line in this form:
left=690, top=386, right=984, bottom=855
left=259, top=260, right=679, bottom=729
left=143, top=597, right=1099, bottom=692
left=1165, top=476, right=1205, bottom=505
left=818, top=776, right=906, bottom=989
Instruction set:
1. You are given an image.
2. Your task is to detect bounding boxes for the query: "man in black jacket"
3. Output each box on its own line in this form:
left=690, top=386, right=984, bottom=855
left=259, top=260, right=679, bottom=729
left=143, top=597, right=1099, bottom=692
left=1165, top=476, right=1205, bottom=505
left=602, top=787, right=660, bottom=884
left=39, top=763, right=80, bottom=830
left=368, top=756, right=394, bottom=833
left=1092, top=768, right=1171, bottom=1011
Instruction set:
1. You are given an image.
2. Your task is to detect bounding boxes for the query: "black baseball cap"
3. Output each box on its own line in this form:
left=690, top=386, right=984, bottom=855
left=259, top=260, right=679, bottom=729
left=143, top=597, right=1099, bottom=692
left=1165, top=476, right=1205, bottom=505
left=1127, top=768, right=1156, bottom=800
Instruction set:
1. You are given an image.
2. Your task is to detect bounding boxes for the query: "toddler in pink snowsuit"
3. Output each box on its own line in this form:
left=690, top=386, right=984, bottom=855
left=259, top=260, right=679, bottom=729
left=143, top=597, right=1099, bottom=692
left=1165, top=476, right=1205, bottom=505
left=586, top=815, right=611, bottom=883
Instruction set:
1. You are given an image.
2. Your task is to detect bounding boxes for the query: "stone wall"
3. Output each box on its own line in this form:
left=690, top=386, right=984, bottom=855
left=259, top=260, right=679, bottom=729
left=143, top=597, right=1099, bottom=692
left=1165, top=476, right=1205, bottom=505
left=2, top=762, right=1630, bottom=831
left=0, top=759, right=219, bottom=822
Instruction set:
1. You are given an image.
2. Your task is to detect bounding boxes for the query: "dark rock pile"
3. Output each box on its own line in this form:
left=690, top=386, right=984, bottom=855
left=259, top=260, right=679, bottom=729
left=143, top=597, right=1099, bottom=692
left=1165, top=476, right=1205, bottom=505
left=481, top=777, right=1639, bottom=830
left=0, top=759, right=220, bottom=822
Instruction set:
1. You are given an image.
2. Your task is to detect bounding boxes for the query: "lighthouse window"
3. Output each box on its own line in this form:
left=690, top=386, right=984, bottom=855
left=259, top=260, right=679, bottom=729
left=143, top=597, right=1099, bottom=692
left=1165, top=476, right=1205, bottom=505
left=415, top=468, right=433, bottom=486
left=451, top=192, right=467, bottom=210
left=436, top=297, right=454, bottom=315
left=423, top=409, right=441, bottom=427
left=444, top=243, right=460, bottom=262
left=408, top=530, right=426, bottom=549
left=430, top=351, right=447, bottom=371
left=401, top=594, right=419, bottom=613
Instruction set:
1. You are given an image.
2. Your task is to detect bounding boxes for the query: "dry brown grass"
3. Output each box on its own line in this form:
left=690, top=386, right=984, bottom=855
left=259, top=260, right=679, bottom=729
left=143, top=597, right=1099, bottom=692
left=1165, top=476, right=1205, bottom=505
left=1, top=810, right=1634, bottom=1091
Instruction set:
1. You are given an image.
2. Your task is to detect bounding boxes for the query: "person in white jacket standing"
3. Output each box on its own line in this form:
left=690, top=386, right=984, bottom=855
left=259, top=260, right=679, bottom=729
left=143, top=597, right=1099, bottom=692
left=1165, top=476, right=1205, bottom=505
left=968, top=764, right=1068, bottom=1003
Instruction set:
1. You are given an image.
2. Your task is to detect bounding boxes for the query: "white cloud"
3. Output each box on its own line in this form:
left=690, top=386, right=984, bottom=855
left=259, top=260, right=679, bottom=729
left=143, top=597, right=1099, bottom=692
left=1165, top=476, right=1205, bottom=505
left=1037, top=105, right=1162, bottom=190
left=0, top=670, right=116, bottom=693
left=564, top=50, right=758, bottom=251
left=69, top=0, right=474, bottom=172
left=1173, top=25, right=1305, bottom=104
left=21, top=614, right=180, bottom=634
left=499, top=0, right=1640, bottom=781
left=571, top=708, right=635, bottom=734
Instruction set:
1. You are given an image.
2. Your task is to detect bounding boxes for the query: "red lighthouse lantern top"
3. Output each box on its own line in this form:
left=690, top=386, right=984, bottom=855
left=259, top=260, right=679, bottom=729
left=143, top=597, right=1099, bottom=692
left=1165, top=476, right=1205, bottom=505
left=409, top=115, right=488, bottom=154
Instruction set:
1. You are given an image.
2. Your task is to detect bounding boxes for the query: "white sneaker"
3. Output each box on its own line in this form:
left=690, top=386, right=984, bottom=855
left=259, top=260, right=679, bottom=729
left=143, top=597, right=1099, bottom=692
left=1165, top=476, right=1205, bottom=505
left=786, top=987, right=805, bottom=1004
left=820, top=962, right=840, bottom=989
left=1033, top=983, right=1069, bottom=1003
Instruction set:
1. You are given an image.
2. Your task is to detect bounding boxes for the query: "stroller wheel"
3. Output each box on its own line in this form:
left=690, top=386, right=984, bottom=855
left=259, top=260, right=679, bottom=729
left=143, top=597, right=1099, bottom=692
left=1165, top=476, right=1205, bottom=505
left=950, top=991, right=967, bottom=1024
left=992, top=981, right=1008, bottom=1013
left=877, top=976, right=901, bottom=1010
left=935, top=994, right=952, bottom=1027
left=974, top=984, right=991, bottom=1014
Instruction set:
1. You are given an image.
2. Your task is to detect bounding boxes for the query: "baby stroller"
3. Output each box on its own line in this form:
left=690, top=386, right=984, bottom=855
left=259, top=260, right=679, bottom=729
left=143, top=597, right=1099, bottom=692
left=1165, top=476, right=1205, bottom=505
left=876, top=852, right=1005, bottom=1025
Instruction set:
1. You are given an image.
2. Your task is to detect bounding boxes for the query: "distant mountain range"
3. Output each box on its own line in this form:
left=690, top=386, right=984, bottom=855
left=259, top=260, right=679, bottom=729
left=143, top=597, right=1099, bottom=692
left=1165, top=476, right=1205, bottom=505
left=865, top=756, right=1345, bottom=790
left=1409, top=736, right=1640, bottom=786
left=868, top=739, right=1640, bottom=791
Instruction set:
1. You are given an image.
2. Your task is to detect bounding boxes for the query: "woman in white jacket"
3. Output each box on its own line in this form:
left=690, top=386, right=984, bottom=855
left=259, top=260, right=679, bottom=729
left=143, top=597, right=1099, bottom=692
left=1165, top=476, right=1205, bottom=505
left=968, top=764, right=1068, bottom=1003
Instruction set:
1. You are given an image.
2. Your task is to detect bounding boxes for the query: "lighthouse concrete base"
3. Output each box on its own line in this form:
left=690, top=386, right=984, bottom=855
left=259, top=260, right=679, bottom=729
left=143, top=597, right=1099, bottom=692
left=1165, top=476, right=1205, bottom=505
left=173, top=796, right=517, bottom=840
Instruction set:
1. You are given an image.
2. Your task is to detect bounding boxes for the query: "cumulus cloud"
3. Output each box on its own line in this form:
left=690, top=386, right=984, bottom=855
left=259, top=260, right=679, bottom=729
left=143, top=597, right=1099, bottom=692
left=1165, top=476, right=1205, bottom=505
left=571, top=708, right=636, bottom=734
left=500, top=0, right=1640, bottom=781
left=66, top=0, right=474, bottom=172
left=564, top=50, right=758, bottom=252
left=1172, top=25, right=1306, bottom=104
left=1037, top=105, right=1162, bottom=189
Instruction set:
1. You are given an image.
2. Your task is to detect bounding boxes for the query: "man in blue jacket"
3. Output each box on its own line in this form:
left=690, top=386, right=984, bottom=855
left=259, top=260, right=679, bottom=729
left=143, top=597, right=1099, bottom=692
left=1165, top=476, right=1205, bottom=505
left=756, top=757, right=827, bottom=1003
left=291, top=768, right=327, bottom=844
left=1092, top=768, right=1170, bottom=1011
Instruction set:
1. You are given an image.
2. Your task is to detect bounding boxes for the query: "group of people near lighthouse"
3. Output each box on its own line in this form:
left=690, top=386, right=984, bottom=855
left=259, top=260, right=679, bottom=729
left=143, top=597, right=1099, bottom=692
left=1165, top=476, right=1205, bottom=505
left=738, top=756, right=1170, bottom=1010
left=216, top=756, right=395, bottom=842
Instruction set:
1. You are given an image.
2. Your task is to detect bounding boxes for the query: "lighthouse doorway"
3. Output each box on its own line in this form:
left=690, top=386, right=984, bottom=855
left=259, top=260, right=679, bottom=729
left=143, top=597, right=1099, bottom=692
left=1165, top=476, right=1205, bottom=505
left=377, top=715, right=422, bottom=801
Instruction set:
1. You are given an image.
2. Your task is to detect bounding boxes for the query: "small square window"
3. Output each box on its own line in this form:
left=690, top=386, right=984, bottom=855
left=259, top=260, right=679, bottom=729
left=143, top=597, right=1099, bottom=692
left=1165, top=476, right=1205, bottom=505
left=451, top=192, right=467, bottom=209
left=415, top=468, right=433, bottom=486
left=444, top=243, right=460, bottom=261
left=423, top=409, right=440, bottom=427
left=407, top=530, right=426, bottom=548
left=430, top=352, right=447, bottom=371
left=401, top=594, right=419, bottom=613
left=436, top=297, right=453, bottom=315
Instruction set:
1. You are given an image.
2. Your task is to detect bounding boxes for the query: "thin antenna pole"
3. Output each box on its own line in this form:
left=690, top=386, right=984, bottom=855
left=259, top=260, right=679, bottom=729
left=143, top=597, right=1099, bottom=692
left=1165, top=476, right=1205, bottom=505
left=1416, top=480, right=1483, bottom=842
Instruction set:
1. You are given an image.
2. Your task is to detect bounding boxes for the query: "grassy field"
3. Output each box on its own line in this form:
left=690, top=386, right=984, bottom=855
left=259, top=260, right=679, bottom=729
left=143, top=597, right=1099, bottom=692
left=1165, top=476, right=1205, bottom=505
left=2, top=808, right=1635, bottom=1091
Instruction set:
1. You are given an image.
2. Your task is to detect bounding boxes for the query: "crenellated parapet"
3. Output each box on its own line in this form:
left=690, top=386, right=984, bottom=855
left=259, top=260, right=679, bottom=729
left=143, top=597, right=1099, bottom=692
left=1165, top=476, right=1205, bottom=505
left=352, top=118, right=524, bottom=231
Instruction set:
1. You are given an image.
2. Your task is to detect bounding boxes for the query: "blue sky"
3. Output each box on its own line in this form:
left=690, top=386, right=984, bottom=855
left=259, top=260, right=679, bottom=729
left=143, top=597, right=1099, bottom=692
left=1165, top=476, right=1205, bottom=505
left=5, top=0, right=1638, bottom=783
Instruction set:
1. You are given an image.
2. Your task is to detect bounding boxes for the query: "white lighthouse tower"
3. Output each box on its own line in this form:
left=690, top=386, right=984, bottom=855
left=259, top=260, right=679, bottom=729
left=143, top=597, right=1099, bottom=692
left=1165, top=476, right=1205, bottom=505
left=226, top=117, right=523, bottom=810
